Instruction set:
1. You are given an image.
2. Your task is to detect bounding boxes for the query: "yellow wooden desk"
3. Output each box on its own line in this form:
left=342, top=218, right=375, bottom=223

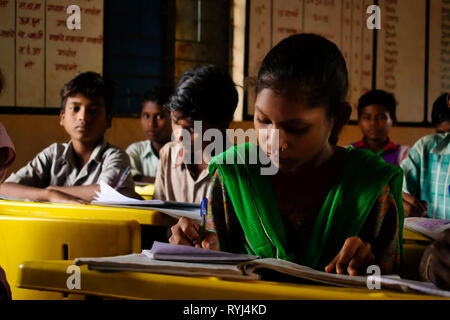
left=135, top=184, right=154, bottom=200
left=403, top=228, right=432, bottom=243
left=402, top=229, right=432, bottom=280
left=0, top=199, right=176, bottom=227
left=0, top=216, right=141, bottom=300
left=16, top=260, right=445, bottom=300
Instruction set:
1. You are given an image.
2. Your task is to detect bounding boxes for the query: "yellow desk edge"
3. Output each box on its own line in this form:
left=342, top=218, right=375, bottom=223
left=0, top=199, right=177, bottom=227
left=16, top=260, right=447, bottom=300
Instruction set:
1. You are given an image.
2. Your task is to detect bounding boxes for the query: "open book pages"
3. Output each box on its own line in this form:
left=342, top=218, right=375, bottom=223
left=239, top=258, right=450, bottom=297
left=404, top=217, right=450, bottom=240
left=74, top=242, right=450, bottom=297
left=143, top=241, right=259, bottom=263
left=92, top=182, right=202, bottom=222
left=93, top=182, right=164, bottom=205
left=74, top=253, right=259, bottom=281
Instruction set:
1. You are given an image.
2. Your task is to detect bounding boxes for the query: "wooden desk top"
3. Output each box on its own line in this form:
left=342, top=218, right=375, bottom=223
left=0, top=199, right=177, bottom=227
left=17, top=260, right=446, bottom=300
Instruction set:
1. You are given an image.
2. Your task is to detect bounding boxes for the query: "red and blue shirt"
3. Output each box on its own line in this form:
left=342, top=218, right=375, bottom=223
left=350, top=137, right=410, bottom=166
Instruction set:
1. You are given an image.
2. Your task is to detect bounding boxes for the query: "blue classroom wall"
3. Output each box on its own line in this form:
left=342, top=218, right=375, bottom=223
left=104, top=0, right=172, bottom=116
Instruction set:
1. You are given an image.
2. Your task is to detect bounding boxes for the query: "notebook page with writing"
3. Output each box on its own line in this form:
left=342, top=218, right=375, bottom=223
left=404, top=217, right=450, bottom=240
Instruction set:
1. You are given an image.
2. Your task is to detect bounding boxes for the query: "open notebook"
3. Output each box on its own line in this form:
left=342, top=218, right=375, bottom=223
left=92, top=182, right=201, bottom=222
left=404, top=217, right=450, bottom=240
left=74, top=241, right=450, bottom=297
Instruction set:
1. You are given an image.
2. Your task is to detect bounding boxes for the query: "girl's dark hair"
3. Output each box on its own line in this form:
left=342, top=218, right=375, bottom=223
left=257, top=34, right=348, bottom=114
left=256, top=34, right=349, bottom=144
left=432, top=93, right=450, bottom=126
left=60, top=72, right=114, bottom=115
left=141, top=85, right=173, bottom=107
left=165, top=65, right=238, bottom=126
left=357, top=90, right=397, bottom=122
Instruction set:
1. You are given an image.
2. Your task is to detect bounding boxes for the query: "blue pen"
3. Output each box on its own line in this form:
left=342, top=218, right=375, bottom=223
left=115, top=166, right=131, bottom=190
left=200, top=197, right=208, bottom=238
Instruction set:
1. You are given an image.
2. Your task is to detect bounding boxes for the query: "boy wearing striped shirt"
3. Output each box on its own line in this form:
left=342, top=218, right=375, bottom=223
left=401, top=94, right=450, bottom=219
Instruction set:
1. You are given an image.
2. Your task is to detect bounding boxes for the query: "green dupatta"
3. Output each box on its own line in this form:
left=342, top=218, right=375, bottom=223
left=209, top=143, right=404, bottom=270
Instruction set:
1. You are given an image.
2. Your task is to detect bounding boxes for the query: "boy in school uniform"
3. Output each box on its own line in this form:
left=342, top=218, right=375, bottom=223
left=350, top=90, right=410, bottom=166
left=153, top=65, right=238, bottom=203
left=126, top=86, right=173, bottom=184
left=432, top=93, right=450, bottom=134
left=0, top=72, right=134, bottom=204
left=401, top=93, right=450, bottom=219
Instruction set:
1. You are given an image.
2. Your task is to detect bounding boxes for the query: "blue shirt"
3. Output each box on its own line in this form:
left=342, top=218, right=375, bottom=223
left=401, top=133, right=450, bottom=219
left=126, top=140, right=160, bottom=178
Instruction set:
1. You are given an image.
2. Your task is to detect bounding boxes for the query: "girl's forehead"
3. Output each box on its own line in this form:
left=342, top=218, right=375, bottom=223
left=255, top=89, right=327, bottom=122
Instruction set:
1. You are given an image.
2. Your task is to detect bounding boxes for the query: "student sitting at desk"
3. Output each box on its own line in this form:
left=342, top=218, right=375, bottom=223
left=0, top=78, right=14, bottom=300
left=153, top=65, right=238, bottom=204
left=170, top=34, right=404, bottom=276
left=126, top=86, right=173, bottom=184
left=432, top=93, right=450, bottom=134
left=0, top=72, right=134, bottom=204
left=349, top=90, right=410, bottom=166
left=401, top=94, right=450, bottom=219
left=0, top=122, right=15, bottom=183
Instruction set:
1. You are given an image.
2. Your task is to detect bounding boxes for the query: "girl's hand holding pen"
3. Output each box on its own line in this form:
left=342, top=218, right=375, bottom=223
left=169, top=217, right=218, bottom=250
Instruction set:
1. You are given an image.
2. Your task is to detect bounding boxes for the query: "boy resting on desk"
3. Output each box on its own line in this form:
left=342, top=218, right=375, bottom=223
left=153, top=65, right=238, bottom=203
left=0, top=72, right=134, bottom=204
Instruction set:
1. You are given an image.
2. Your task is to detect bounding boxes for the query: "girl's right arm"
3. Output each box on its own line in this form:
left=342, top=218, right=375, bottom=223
left=169, top=169, right=235, bottom=250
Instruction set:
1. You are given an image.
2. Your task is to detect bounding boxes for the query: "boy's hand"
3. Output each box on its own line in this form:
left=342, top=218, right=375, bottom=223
left=325, top=236, right=375, bottom=276
left=45, top=188, right=89, bottom=205
left=169, top=217, right=218, bottom=250
left=402, top=192, right=428, bottom=217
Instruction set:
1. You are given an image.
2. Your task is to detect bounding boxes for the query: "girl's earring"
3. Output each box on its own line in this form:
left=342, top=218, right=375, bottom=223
left=280, top=143, right=288, bottom=152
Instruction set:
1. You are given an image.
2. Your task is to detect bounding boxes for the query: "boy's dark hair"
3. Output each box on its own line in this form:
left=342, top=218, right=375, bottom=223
left=141, top=86, right=173, bottom=107
left=256, top=33, right=348, bottom=144
left=60, top=72, right=114, bottom=115
left=357, top=90, right=397, bottom=122
left=431, top=93, right=450, bottom=126
left=165, top=65, right=238, bottom=126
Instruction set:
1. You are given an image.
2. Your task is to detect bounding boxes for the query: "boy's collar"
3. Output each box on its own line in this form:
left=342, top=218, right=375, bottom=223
left=355, top=137, right=398, bottom=152
left=63, top=139, right=108, bottom=165
left=430, top=133, right=450, bottom=154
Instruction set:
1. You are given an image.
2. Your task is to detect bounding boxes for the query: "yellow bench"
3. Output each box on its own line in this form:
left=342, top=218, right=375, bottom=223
left=16, top=260, right=445, bottom=300
left=0, top=215, right=140, bottom=300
